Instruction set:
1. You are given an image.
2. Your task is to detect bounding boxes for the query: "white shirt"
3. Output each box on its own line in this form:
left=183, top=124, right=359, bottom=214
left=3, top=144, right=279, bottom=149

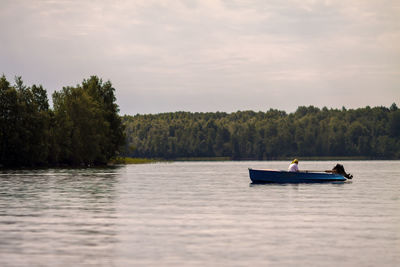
left=288, top=163, right=299, bottom=172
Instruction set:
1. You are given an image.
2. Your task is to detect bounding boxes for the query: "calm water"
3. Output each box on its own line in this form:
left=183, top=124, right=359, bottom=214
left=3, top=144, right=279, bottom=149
left=0, top=161, right=399, bottom=266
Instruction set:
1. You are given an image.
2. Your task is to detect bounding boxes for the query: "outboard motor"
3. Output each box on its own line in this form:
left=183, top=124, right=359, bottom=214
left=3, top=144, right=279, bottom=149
left=332, top=164, right=353, bottom=179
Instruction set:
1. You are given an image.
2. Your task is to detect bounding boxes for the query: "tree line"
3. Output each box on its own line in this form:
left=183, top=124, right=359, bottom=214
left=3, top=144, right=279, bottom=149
left=123, top=104, right=400, bottom=159
left=0, top=75, right=125, bottom=168
left=2, top=73, right=399, bottom=166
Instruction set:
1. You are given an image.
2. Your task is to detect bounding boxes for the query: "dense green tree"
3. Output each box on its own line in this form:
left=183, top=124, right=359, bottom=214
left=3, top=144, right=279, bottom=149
left=52, top=76, right=125, bottom=166
left=19, top=83, right=51, bottom=165
left=81, top=76, right=125, bottom=160
left=1, top=73, right=399, bottom=166
left=0, top=76, right=51, bottom=167
left=52, top=86, right=105, bottom=165
left=0, top=75, right=125, bottom=167
left=122, top=104, right=400, bottom=160
left=0, top=75, right=18, bottom=166
left=389, top=110, right=400, bottom=137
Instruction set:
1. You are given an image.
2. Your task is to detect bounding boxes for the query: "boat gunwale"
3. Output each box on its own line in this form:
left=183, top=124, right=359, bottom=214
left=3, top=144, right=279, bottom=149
left=248, top=168, right=347, bottom=183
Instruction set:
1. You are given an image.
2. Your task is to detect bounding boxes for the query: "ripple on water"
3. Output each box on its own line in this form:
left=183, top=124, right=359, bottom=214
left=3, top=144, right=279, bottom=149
left=0, top=161, right=399, bottom=266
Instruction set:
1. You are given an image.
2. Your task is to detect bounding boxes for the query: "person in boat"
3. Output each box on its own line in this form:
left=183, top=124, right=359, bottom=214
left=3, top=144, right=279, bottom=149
left=288, top=159, right=299, bottom=172
left=331, top=164, right=353, bottom=179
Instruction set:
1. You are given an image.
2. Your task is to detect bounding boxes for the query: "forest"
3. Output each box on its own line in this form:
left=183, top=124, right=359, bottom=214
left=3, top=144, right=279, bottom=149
left=0, top=75, right=125, bottom=167
left=2, top=74, right=400, bottom=167
left=123, top=104, right=400, bottom=160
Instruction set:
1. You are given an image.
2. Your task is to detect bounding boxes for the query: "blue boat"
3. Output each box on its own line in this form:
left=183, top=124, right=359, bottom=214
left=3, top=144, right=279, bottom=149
left=249, top=168, right=348, bottom=183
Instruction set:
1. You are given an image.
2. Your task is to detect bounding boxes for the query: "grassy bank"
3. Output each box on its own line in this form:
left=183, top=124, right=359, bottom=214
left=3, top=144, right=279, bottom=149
left=110, top=157, right=162, bottom=164
left=109, top=156, right=396, bottom=165
left=174, top=157, right=231, bottom=161
left=173, top=156, right=375, bottom=161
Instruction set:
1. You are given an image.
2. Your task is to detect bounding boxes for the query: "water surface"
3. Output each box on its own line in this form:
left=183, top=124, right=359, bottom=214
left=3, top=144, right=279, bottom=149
left=0, top=161, right=399, bottom=266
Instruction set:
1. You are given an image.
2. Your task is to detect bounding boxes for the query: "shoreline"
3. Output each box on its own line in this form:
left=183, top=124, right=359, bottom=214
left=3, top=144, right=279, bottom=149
left=2, top=157, right=399, bottom=170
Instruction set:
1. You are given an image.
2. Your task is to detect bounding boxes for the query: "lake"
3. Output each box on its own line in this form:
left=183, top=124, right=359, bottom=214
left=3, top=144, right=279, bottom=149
left=0, top=161, right=399, bottom=266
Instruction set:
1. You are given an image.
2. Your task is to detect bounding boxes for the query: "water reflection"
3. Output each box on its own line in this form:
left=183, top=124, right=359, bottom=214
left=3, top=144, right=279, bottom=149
left=249, top=181, right=347, bottom=187
left=1, top=162, right=399, bottom=266
left=0, top=167, right=122, bottom=266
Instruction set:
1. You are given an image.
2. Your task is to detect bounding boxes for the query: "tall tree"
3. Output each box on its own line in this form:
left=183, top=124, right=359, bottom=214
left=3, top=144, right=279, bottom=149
left=81, top=76, right=125, bottom=160
left=52, top=76, right=125, bottom=165
left=0, top=76, right=51, bottom=167
left=0, top=75, right=18, bottom=166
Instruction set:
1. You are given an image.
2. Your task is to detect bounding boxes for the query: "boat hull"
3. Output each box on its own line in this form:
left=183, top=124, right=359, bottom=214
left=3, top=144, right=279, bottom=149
left=249, top=168, right=347, bottom=183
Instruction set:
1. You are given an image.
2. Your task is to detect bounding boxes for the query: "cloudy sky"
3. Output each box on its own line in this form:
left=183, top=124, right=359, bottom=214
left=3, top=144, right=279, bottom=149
left=1, top=0, right=399, bottom=115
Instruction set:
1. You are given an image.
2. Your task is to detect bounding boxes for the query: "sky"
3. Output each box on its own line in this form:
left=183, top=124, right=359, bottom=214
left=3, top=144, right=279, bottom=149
left=1, top=0, right=399, bottom=115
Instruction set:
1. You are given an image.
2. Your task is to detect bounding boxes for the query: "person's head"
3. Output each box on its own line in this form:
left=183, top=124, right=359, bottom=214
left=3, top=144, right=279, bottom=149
left=292, top=159, right=299, bottom=164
